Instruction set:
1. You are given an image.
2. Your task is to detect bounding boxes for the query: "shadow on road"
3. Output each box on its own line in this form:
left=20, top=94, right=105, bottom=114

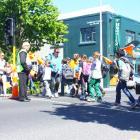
left=40, top=102, right=140, bottom=131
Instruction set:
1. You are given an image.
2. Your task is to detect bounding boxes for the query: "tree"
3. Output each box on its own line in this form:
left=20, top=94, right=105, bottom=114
left=0, top=0, right=68, bottom=60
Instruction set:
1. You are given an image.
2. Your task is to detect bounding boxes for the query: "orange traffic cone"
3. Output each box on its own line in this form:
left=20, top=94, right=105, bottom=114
left=11, top=85, right=19, bottom=99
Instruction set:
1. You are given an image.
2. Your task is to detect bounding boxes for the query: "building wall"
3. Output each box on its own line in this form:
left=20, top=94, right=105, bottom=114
left=121, top=17, right=140, bottom=45
left=63, top=13, right=109, bottom=58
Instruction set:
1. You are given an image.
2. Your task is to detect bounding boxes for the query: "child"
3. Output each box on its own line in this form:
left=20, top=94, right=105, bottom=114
left=87, top=52, right=103, bottom=102
left=61, top=58, right=74, bottom=96
left=80, top=56, right=92, bottom=100
left=5, top=62, right=12, bottom=84
left=42, top=61, right=52, bottom=98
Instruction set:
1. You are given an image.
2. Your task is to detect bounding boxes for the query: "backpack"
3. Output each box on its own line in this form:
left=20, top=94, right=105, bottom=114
left=62, top=64, right=74, bottom=79
left=117, top=57, right=133, bottom=81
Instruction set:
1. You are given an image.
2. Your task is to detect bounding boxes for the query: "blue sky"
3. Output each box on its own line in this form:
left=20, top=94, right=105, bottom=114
left=53, top=0, right=140, bottom=21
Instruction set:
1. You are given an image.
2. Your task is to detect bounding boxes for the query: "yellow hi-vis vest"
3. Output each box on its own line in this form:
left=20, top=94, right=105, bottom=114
left=16, top=49, right=27, bottom=73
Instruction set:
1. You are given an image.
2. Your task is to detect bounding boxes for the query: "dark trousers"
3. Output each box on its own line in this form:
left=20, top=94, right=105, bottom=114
left=18, top=72, right=28, bottom=99
left=81, top=74, right=89, bottom=94
left=61, top=76, right=73, bottom=96
left=115, top=80, right=135, bottom=104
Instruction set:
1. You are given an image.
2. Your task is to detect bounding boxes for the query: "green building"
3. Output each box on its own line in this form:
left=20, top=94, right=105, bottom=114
left=59, top=5, right=140, bottom=87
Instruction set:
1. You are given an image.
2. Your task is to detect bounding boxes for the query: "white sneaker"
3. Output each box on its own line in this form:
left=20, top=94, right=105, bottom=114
left=86, top=97, right=96, bottom=102
left=54, top=92, right=59, bottom=98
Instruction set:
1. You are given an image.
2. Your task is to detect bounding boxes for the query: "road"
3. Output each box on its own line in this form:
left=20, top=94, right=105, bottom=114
left=0, top=90, right=140, bottom=140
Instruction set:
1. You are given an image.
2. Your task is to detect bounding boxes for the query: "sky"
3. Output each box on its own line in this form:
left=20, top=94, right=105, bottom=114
left=53, top=0, right=140, bottom=21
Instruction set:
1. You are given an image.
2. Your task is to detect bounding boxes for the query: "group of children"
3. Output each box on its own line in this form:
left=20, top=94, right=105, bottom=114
left=26, top=51, right=108, bottom=103
left=0, top=50, right=108, bottom=102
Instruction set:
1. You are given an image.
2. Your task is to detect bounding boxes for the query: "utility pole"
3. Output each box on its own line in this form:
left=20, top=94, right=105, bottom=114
left=99, top=0, right=103, bottom=61
left=99, top=0, right=103, bottom=87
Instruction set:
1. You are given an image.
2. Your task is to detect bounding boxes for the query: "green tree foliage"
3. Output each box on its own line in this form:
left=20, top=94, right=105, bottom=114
left=0, top=0, right=68, bottom=60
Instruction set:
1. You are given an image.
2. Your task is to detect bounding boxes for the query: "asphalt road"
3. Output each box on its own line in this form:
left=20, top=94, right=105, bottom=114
left=0, top=90, right=140, bottom=140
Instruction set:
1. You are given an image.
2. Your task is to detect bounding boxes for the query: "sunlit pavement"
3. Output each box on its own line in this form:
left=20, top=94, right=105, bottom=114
left=0, top=89, right=140, bottom=140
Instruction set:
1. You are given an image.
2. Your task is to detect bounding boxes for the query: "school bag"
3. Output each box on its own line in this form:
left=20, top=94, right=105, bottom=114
left=62, top=64, right=74, bottom=79
left=117, top=57, right=133, bottom=81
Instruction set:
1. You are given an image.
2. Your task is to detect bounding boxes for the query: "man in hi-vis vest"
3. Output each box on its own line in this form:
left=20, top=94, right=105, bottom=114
left=17, top=42, right=31, bottom=101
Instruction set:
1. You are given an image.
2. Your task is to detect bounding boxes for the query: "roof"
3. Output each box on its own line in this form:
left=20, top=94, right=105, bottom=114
left=58, top=5, right=115, bottom=20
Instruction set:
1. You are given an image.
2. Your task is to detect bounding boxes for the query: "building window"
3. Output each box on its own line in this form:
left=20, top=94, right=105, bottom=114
left=80, top=27, right=96, bottom=44
left=125, top=30, right=135, bottom=44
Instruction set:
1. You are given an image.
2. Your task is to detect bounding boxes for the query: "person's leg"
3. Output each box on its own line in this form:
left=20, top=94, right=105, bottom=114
left=44, top=80, right=52, bottom=97
left=18, top=73, right=27, bottom=100
left=61, top=76, right=65, bottom=96
left=50, top=76, right=55, bottom=94
left=2, top=75, right=7, bottom=96
left=115, top=80, right=122, bottom=104
left=81, top=75, right=86, bottom=95
left=88, top=78, right=96, bottom=99
left=24, top=74, right=31, bottom=100
left=94, top=79, right=102, bottom=99
left=42, top=81, right=46, bottom=96
left=66, top=79, right=73, bottom=95
left=121, top=81, right=135, bottom=104
left=80, top=76, right=87, bottom=100
left=55, top=76, right=61, bottom=92
left=84, top=75, right=89, bottom=93
left=54, top=75, right=61, bottom=97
